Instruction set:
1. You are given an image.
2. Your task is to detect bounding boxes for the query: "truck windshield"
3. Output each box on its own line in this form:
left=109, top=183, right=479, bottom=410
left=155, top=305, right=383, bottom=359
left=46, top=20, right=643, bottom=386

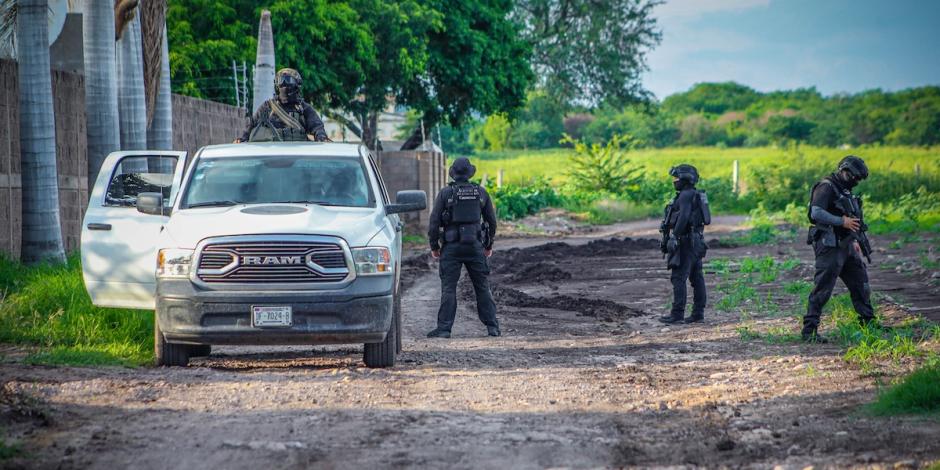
left=181, top=156, right=374, bottom=208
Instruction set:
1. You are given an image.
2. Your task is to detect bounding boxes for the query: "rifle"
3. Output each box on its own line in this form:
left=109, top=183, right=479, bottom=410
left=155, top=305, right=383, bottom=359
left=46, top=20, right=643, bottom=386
left=659, top=199, right=675, bottom=255
left=836, top=193, right=872, bottom=263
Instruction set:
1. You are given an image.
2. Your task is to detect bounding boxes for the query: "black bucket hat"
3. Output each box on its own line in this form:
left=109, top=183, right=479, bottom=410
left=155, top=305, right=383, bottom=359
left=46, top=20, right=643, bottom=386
left=449, top=157, right=476, bottom=180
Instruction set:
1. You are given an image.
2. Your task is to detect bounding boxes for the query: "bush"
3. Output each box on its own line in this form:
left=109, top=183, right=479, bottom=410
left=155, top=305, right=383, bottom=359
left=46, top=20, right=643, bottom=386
left=486, top=177, right=563, bottom=220
left=561, top=134, right=644, bottom=195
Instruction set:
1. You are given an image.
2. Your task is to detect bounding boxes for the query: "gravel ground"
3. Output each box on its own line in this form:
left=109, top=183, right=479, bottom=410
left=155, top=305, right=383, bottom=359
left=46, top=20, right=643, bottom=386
left=1, top=226, right=939, bottom=469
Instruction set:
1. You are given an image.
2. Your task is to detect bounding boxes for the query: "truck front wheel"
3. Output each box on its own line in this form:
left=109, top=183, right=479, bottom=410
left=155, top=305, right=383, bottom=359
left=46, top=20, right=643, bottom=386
left=154, top=314, right=190, bottom=367
left=363, top=295, right=399, bottom=368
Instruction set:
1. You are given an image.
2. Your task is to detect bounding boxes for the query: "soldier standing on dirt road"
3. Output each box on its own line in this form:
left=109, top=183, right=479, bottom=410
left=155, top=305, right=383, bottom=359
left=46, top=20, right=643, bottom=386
left=659, top=164, right=711, bottom=325
left=803, top=156, right=875, bottom=342
left=426, top=157, right=501, bottom=338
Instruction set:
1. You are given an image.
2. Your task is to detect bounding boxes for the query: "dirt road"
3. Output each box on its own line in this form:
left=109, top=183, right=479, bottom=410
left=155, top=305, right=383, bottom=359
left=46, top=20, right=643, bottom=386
left=2, top=227, right=939, bottom=469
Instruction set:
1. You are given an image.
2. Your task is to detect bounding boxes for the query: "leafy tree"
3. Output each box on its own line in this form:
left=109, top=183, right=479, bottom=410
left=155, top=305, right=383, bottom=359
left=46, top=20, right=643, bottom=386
left=663, top=82, right=761, bottom=115
left=513, top=0, right=661, bottom=106
left=167, top=0, right=257, bottom=105
left=339, top=0, right=442, bottom=149
left=765, top=115, right=816, bottom=144
left=887, top=95, right=940, bottom=146
left=582, top=106, right=677, bottom=147
left=399, top=0, right=533, bottom=149
left=481, top=114, right=511, bottom=151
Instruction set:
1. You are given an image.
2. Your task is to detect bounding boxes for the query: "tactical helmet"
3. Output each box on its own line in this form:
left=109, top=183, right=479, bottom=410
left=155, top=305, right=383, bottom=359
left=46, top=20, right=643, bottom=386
left=669, top=164, right=699, bottom=185
left=275, top=68, right=303, bottom=88
left=275, top=68, right=302, bottom=102
left=837, top=155, right=868, bottom=181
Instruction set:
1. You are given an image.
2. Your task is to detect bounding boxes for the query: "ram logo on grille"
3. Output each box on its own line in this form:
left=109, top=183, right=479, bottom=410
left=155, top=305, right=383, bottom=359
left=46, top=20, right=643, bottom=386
left=242, top=256, right=303, bottom=266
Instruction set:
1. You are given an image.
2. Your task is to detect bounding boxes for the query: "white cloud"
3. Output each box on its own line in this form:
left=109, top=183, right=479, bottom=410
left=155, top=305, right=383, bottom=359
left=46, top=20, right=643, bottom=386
left=655, top=0, right=772, bottom=21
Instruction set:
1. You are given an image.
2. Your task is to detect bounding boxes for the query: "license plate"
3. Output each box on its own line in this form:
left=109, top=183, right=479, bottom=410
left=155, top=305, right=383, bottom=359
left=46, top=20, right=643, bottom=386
left=252, top=306, right=292, bottom=327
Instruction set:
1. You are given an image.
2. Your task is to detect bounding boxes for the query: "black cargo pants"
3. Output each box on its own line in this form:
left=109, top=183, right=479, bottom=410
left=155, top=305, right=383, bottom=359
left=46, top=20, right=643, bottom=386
left=804, top=239, right=874, bottom=332
left=436, top=242, right=499, bottom=332
left=670, top=237, right=707, bottom=318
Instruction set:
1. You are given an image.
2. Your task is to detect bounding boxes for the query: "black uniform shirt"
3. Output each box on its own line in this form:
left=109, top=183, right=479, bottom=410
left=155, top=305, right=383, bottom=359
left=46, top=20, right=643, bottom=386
left=240, top=99, right=328, bottom=142
left=811, top=176, right=850, bottom=240
left=428, top=182, right=497, bottom=251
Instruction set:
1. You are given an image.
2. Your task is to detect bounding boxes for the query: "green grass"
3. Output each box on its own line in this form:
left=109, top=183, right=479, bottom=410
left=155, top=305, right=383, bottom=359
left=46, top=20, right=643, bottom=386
left=470, top=146, right=940, bottom=186
left=0, top=254, right=153, bottom=367
left=562, top=198, right=659, bottom=224
left=868, top=358, right=940, bottom=416
left=736, top=324, right=802, bottom=344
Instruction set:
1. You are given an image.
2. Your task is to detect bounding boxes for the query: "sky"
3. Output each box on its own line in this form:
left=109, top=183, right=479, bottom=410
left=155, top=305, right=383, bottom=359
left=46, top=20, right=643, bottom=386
left=643, top=0, right=940, bottom=99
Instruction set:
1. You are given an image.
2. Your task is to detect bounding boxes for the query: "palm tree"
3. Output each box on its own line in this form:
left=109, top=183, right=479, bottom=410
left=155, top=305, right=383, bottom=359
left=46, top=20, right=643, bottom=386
left=83, top=0, right=120, bottom=191
left=145, top=23, right=171, bottom=154
left=116, top=5, right=147, bottom=161
left=252, top=9, right=274, bottom=114
left=16, top=0, right=65, bottom=263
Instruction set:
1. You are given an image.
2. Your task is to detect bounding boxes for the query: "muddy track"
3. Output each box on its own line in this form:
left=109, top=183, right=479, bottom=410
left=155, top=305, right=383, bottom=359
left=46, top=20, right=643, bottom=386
left=1, top=232, right=939, bottom=469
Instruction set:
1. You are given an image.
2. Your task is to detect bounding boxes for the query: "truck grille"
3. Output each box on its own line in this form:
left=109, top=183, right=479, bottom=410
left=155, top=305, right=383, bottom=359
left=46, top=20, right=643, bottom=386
left=196, top=241, right=349, bottom=284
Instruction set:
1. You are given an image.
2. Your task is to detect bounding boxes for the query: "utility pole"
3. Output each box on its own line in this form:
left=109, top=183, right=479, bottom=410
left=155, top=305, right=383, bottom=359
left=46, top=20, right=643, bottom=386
left=232, top=60, right=240, bottom=110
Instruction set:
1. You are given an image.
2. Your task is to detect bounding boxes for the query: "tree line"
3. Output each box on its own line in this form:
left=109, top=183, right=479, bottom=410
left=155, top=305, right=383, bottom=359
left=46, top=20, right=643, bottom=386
left=465, top=82, right=940, bottom=152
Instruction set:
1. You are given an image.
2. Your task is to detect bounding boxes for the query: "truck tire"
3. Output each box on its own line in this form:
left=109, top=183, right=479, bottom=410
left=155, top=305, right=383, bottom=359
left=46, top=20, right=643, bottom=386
left=154, top=314, right=190, bottom=367
left=363, top=295, right=399, bottom=368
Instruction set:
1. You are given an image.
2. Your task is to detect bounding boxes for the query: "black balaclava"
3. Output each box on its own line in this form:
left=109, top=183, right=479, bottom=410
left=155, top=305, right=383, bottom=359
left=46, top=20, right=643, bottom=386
left=449, top=157, right=476, bottom=182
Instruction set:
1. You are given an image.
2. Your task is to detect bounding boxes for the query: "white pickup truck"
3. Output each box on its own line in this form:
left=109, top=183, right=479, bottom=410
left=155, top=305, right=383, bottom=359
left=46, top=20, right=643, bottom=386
left=80, top=142, right=426, bottom=367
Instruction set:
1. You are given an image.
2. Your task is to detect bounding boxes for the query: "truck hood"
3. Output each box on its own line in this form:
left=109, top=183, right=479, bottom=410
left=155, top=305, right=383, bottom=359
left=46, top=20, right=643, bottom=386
left=163, top=204, right=384, bottom=248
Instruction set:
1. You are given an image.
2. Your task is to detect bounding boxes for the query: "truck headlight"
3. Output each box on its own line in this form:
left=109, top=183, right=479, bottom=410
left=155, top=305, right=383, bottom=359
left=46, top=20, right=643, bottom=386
left=351, top=247, right=392, bottom=275
left=157, top=249, right=194, bottom=278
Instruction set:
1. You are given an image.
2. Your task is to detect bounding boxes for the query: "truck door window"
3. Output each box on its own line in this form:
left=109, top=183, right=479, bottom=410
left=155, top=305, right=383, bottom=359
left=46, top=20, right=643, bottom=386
left=104, top=156, right=178, bottom=207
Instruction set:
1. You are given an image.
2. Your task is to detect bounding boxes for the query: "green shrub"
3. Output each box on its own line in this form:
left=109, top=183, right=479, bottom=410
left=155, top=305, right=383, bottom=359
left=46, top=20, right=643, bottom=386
left=561, top=134, right=644, bottom=196
left=486, top=177, right=564, bottom=220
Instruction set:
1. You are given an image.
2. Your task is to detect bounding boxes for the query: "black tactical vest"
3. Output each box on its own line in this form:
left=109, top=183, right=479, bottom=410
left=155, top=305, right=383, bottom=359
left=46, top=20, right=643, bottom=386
left=449, top=182, right=483, bottom=224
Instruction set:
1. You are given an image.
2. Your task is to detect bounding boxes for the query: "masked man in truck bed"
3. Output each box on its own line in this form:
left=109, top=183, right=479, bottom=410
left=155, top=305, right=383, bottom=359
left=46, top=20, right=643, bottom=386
left=236, top=68, right=329, bottom=143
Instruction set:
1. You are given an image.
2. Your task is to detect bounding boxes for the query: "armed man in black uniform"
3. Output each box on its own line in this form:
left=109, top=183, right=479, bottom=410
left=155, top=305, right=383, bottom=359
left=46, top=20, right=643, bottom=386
left=659, top=164, right=711, bottom=324
left=236, top=68, right=330, bottom=143
left=803, top=156, right=874, bottom=342
left=426, top=158, right=500, bottom=338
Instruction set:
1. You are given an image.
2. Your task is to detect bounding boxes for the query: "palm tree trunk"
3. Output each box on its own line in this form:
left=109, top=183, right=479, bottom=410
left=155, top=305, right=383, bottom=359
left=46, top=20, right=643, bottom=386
left=146, top=23, right=172, bottom=162
left=16, top=0, right=65, bottom=263
left=83, top=0, right=120, bottom=192
left=116, top=6, right=147, bottom=168
left=252, top=9, right=274, bottom=114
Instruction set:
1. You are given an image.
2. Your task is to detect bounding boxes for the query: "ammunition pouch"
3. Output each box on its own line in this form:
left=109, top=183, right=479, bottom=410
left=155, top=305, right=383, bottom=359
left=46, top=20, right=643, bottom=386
left=691, top=231, right=708, bottom=259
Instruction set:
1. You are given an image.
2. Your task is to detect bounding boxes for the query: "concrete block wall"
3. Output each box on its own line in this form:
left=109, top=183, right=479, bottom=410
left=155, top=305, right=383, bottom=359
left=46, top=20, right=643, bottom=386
left=172, top=94, right=247, bottom=157
left=375, top=150, right=447, bottom=233
left=0, top=59, right=88, bottom=257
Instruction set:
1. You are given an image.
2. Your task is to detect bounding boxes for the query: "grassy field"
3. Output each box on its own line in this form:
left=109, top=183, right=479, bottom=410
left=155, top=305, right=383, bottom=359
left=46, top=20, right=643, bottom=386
left=469, top=145, right=940, bottom=186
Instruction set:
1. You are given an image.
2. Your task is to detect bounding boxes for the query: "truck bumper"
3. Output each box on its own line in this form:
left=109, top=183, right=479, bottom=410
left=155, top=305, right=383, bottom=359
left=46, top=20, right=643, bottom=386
left=156, top=277, right=394, bottom=346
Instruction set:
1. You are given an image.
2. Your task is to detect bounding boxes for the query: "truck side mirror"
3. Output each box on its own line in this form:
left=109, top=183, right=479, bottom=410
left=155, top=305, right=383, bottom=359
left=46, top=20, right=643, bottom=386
left=137, top=192, right=167, bottom=216
left=385, top=190, right=427, bottom=214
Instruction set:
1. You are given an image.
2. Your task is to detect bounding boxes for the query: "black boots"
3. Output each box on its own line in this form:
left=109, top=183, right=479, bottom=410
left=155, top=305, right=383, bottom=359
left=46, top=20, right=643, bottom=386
left=426, top=328, right=451, bottom=338
left=801, top=326, right=829, bottom=343
left=659, top=315, right=684, bottom=324
left=684, top=315, right=704, bottom=324
left=487, top=325, right=501, bottom=337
